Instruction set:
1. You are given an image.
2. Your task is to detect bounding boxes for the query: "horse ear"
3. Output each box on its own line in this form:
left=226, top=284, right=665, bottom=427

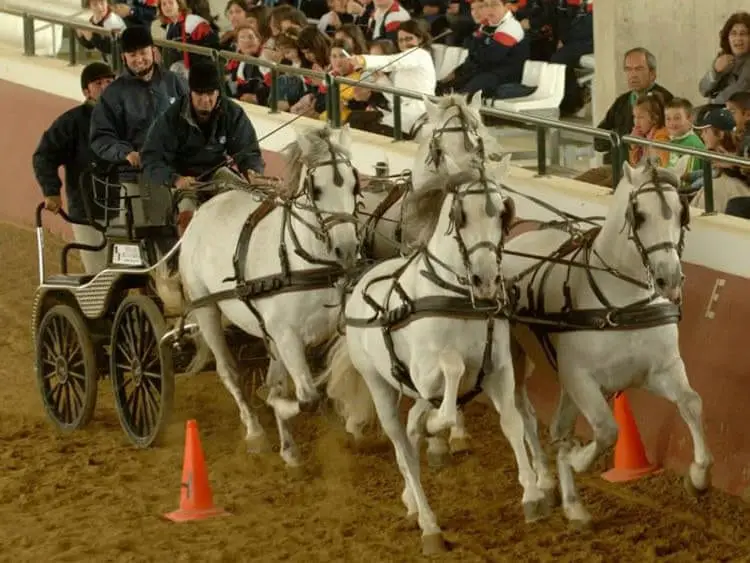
left=296, top=127, right=314, bottom=156
left=672, top=155, right=690, bottom=179
left=423, top=94, right=441, bottom=122
left=467, top=92, right=482, bottom=113
left=337, top=123, right=352, bottom=151
left=621, top=160, right=636, bottom=186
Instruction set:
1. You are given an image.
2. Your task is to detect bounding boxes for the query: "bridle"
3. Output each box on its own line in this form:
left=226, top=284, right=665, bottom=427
left=623, top=167, right=690, bottom=285
left=426, top=104, right=485, bottom=170
left=283, top=137, right=362, bottom=267
left=419, top=164, right=515, bottom=310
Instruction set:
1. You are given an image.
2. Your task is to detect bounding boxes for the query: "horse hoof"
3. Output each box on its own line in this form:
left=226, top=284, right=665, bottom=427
left=564, top=503, right=593, bottom=530
left=523, top=498, right=551, bottom=523
left=281, top=447, right=302, bottom=468
left=246, top=434, right=271, bottom=454
left=684, top=473, right=710, bottom=498
left=544, top=487, right=561, bottom=509
left=421, top=533, right=447, bottom=556
left=299, top=396, right=320, bottom=413
left=449, top=436, right=471, bottom=456
left=427, top=450, right=449, bottom=470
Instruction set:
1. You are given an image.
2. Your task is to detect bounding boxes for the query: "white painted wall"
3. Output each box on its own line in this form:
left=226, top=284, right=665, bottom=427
left=0, top=0, right=90, bottom=57
left=3, top=47, right=750, bottom=279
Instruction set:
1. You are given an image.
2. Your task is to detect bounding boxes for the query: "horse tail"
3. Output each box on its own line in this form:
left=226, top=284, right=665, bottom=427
left=323, top=335, right=377, bottom=435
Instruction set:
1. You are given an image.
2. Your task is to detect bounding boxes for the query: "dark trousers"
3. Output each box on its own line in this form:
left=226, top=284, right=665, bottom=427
left=551, top=40, right=593, bottom=113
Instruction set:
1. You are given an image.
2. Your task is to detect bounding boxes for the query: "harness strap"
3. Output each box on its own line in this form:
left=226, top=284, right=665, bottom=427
left=361, top=180, right=409, bottom=256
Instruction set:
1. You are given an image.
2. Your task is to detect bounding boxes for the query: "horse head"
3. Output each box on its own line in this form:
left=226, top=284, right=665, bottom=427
left=283, top=124, right=362, bottom=268
left=403, top=155, right=514, bottom=301
left=612, top=156, right=691, bottom=303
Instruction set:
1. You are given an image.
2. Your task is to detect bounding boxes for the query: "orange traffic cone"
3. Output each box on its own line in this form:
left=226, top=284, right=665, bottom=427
left=165, top=420, right=229, bottom=522
left=601, top=392, right=661, bottom=483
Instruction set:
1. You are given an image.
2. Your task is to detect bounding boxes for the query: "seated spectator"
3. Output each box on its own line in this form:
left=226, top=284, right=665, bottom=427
left=247, top=5, right=272, bottom=41
left=699, top=12, right=750, bottom=105
left=366, top=0, right=411, bottom=42
left=299, top=0, right=329, bottom=19
left=111, top=0, right=157, bottom=28
left=348, top=18, right=435, bottom=138
left=262, top=4, right=308, bottom=62
left=220, top=0, right=251, bottom=49
left=76, top=0, right=125, bottom=63
left=444, top=0, right=475, bottom=48
left=686, top=107, right=737, bottom=192
left=575, top=47, right=673, bottom=188
left=726, top=91, right=750, bottom=157
left=437, top=0, right=529, bottom=102
left=344, top=0, right=375, bottom=31
left=186, top=0, right=219, bottom=32
left=318, top=0, right=355, bottom=35
left=508, top=0, right=556, bottom=61
left=225, top=24, right=268, bottom=104
left=273, top=29, right=310, bottom=110
left=419, top=0, right=452, bottom=42
left=288, top=26, right=332, bottom=116
left=664, top=98, right=705, bottom=176
left=319, top=40, right=363, bottom=123
left=551, top=0, right=593, bottom=116
left=628, top=92, right=669, bottom=168
left=333, top=22, right=368, bottom=54
left=159, top=0, right=220, bottom=78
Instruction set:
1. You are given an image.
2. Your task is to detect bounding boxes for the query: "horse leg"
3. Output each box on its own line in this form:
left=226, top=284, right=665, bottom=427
left=448, top=408, right=471, bottom=455
left=194, top=304, right=269, bottom=452
left=549, top=388, right=591, bottom=526
left=266, top=357, right=301, bottom=467
left=643, top=358, right=713, bottom=496
left=405, top=399, right=433, bottom=518
left=362, top=369, right=445, bottom=554
left=483, top=361, right=549, bottom=522
left=265, top=329, right=320, bottom=416
left=518, top=381, right=558, bottom=506
left=422, top=349, right=464, bottom=436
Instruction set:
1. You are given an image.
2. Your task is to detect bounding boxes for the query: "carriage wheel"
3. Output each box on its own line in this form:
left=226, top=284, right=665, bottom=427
left=110, top=294, right=174, bottom=448
left=35, top=304, right=98, bottom=432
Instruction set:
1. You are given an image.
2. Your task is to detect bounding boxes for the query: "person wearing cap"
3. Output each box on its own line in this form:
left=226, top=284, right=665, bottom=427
left=89, top=25, right=188, bottom=228
left=689, top=106, right=750, bottom=213
left=32, top=62, right=116, bottom=274
left=140, top=62, right=265, bottom=234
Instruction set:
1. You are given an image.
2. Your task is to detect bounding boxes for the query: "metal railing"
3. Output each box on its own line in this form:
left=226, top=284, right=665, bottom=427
left=4, top=5, right=750, bottom=214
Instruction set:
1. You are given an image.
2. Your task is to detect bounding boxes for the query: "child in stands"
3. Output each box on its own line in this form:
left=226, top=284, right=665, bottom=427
left=76, top=0, right=126, bottom=63
left=686, top=107, right=737, bottom=191
left=664, top=97, right=705, bottom=175
left=628, top=91, right=669, bottom=167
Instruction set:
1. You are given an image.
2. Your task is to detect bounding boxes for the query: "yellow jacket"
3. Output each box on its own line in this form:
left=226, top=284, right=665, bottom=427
left=319, top=70, right=362, bottom=124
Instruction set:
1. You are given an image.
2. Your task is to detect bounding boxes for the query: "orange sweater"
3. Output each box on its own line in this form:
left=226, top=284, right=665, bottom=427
left=629, top=126, right=670, bottom=167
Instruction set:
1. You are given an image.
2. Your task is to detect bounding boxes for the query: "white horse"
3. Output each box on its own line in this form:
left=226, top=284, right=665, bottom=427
left=358, top=93, right=494, bottom=261
left=177, top=125, right=362, bottom=459
left=322, top=157, right=550, bottom=554
left=503, top=158, right=713, bottom=527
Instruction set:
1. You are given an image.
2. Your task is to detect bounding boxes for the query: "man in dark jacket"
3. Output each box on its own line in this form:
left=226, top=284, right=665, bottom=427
left=575, top=47, right=674, bottom=188
left=141, top=62, right=266, bottom=234
left=551, top=0, right=593, bottom=115
left=33, top=62, right=116, bottom=274
left=90, top=25, right=188, bottom=227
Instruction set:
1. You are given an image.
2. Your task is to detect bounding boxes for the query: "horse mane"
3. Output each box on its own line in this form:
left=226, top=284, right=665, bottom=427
left=278, top=126, right=352, bottom=198
left=630, top=159, right=682, bottom=220
left=401, top=166, right=482, bottom=249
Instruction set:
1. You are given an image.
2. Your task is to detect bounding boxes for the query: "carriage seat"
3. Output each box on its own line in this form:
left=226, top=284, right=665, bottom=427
left=44, top=274, right=95, bottom=287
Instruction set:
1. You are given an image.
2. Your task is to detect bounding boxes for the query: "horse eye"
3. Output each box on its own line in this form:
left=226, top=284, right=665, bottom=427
left=634, top=211, right=646, bottom=228
left=311, top=186, right=322, bottom=201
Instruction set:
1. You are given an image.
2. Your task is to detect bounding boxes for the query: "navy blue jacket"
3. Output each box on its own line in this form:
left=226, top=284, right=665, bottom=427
left=556, top=0, right=593, bottom=47
left=89, top=65, right=188, bottom=179
left=457, top=13, right=529, bottom=84
left=141, top=95, right=264, bottom=186
left=32, top=102, right=117, bottom=222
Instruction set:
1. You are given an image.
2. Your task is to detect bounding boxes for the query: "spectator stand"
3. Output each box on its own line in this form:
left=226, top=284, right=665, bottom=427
left=7, top=5, right=750, bottom=215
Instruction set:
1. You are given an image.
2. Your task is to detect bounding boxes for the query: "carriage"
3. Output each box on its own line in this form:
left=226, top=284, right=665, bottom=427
left=29, top=126, right=415, bottom=450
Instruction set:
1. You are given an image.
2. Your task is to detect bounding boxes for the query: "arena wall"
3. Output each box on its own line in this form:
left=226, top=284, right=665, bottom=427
left=2, top=53, right=749, bottom=499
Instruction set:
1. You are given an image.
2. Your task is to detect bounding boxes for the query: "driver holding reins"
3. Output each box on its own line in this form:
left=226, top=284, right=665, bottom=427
left=140, top=62, right=267, bottom=234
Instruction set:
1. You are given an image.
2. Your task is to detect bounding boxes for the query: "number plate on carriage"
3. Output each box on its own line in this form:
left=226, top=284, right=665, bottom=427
left=111, top=244, right=143, bottom=267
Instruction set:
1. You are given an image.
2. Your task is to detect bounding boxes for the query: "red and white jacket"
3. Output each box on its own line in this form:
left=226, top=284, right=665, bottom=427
left=367, top=1, right=410, bottom=42
left=164, top=12, right=219, bottom=69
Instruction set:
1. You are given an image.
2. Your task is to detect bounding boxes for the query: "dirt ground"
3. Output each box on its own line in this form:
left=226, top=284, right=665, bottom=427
left=2, top=222, right=750, bottom=563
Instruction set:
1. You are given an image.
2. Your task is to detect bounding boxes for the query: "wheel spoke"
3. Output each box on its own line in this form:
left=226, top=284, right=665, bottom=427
left=131, top=384, right=143, bottom=436
left=63, top=383, right=74, bottom=422
left=69, top=377, right=84, bottom=412
left=116, top=342, right=133, bottom=365
left=141, top=379, right=161, bottom=423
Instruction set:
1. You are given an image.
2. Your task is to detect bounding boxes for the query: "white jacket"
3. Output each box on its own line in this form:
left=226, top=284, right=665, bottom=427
left=360, top=47, right=436, bottom=134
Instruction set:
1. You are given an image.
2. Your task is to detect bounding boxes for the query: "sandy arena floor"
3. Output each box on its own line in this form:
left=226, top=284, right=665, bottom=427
left=1, top=222, right=750, bottom=562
